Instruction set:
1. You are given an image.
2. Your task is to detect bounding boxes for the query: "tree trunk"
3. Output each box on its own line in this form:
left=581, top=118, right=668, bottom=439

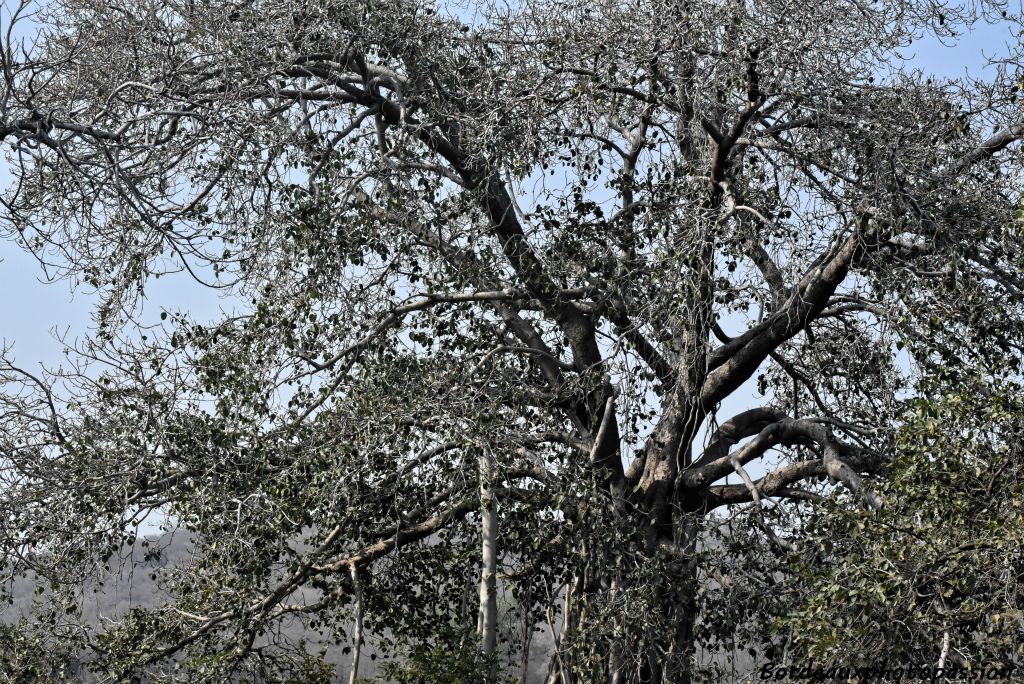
left=478, top=450, right=498, bottom=660
left=347, top=564, right=364, bottom=684
left=560, top=500, right=701, bottom=684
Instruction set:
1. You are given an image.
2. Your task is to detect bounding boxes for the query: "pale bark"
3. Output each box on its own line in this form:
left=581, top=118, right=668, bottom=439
left=478, top=449, right=499, bottom=658
left=347, top=564, right=364, bottom=684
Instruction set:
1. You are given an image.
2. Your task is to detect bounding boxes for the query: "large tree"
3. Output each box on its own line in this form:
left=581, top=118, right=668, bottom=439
left=0, top=0, right=1022, bottom=681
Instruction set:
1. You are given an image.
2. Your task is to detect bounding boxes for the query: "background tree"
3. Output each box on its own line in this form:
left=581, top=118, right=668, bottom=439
left=780, top=378, right=1024, bottom=679
left=0, top=0, right=1022, bottom=681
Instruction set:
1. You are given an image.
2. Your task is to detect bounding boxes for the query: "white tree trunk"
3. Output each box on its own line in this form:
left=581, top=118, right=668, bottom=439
left=478, top=449, right=498, bottom=657
left=348, top=564, right=364, bottom=684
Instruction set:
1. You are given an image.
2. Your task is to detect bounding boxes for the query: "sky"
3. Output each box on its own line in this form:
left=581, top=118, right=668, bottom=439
left=0, top=10, right=1018, bottom=375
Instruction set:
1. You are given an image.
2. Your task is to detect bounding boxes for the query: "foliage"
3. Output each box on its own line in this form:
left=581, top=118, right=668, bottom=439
left=377, top=625, right=505, bottom=684
left=0, top=622, right=79, bottom=683
left=0, top=0, right=1021, bottom=681
left=782, top=380, right=1024, bottom=674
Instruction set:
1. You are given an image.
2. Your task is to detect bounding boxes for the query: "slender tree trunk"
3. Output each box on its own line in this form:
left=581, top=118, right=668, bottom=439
left=478, top=449, right=498, bottom=660
left=518, top=585, right=534, bottom=684
left=347, top=564, right=364, bottom=684
left=609, top=572, right=626, bottom=684
left=546, top=587, right=575, bottom=684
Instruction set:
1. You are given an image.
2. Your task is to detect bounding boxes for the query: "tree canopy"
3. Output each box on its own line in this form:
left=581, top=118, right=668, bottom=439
left=0, top=0, right=1022, bottom=681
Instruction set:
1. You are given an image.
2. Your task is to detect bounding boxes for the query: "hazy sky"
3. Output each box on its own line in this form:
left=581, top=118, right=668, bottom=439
left=0, top=13, right=1017, bottom=373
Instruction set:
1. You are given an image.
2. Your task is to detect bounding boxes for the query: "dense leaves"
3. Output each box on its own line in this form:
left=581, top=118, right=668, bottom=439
left=783, top=381, right=1024, bottom=676
left=0, top=0, right=1021, bottom=681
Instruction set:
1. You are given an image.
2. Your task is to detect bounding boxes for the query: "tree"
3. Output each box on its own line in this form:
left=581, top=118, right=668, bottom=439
left=778, top=377, right=1024, bottom=680
left=0, top=0, right=1022, bottom=681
